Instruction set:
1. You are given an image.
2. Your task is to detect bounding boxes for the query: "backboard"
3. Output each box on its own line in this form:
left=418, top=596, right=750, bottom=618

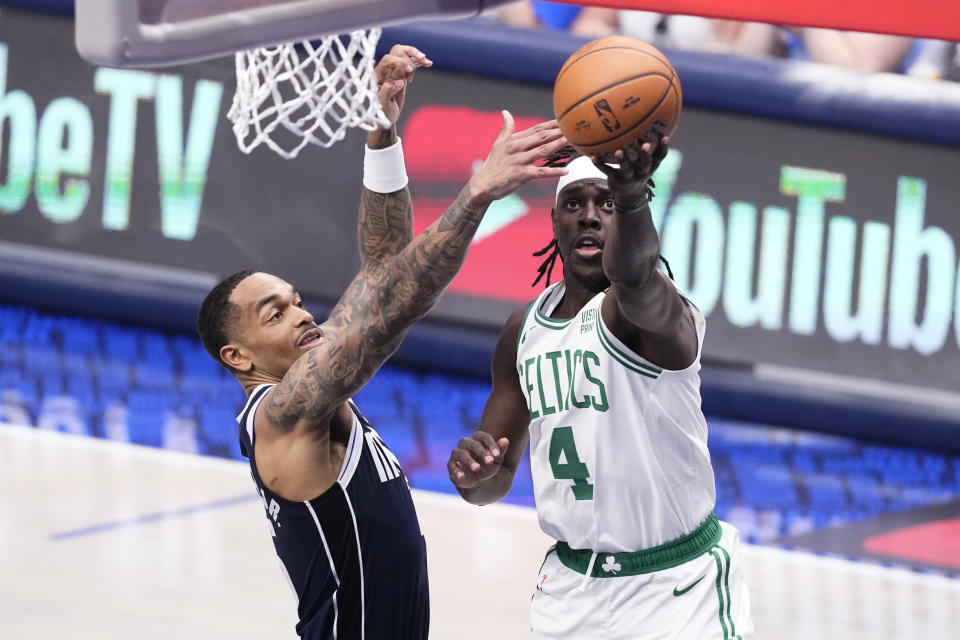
left=75, top=0, right=512, bottom=68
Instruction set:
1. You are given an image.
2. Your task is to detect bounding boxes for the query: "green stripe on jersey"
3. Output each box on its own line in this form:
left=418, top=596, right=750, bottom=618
left=596, top=319, right=662, bottom=374
left=596, top=321, right=660, bottom=379
left=517, top=299, right=538, bottom=351
left=534, top=306, right=573, bottom=329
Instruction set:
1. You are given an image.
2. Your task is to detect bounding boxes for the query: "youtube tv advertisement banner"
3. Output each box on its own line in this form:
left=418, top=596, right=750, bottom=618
left=2, top=9, right=960, bottom=390
left=399, top=74, right=960, bottom=392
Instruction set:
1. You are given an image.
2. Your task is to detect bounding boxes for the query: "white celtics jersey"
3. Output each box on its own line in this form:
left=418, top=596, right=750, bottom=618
left=517, top=282, right=715, bottom=552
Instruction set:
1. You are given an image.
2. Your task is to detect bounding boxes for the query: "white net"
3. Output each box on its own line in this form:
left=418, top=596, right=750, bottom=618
left=228, top=29, right=390, bottom=159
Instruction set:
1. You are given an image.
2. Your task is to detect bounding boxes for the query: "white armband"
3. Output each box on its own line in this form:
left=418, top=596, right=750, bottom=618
left=363, top=137, right=408, bottom=193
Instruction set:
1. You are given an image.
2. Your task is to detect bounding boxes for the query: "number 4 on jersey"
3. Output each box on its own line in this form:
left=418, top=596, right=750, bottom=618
left=549, top=426, right=594, bottom=500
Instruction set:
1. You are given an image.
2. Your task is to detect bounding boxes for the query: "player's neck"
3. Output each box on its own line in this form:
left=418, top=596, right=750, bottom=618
left=239, top=370, right=283, bottom=396
left=553, top=277, right=602, bottom=318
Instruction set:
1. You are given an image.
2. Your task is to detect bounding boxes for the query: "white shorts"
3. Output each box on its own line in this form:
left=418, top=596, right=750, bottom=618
left=531, top=520, right=752, bottom=640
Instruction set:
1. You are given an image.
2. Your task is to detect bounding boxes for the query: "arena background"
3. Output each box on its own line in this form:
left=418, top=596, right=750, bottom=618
left=2, top=2, right=960, bottom=638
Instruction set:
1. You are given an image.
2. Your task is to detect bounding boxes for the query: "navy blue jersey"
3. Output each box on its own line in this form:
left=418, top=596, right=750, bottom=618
left=237, top=384, right=429, bottom=640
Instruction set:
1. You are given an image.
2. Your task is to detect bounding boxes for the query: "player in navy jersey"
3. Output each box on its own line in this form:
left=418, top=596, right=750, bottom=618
left=196, top=45, right=568, bottom=639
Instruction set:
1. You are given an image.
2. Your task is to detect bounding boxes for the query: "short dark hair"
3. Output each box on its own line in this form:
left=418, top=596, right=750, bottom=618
left=197, top=269, right=255, bottom=370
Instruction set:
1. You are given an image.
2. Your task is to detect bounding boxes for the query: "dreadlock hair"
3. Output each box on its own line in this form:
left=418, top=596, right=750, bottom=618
left=531, top=144, right=670, bottom=287
left=197, top=269, right=255, bottom=373
left=531, top=145, right=578, bottom=287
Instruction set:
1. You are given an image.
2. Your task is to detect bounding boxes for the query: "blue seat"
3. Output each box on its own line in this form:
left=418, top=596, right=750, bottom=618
left=141, top=331, right=174, bottom=355
left=63, top=354, right=92, bottom=377
left=60, top=320, right=101, bottom=356
left=134, top=362, right=176, bottom=390
left=126, top=412, right=165, bottom=447
left=102, top=328, right=141, bottom=362
left=21, top=345, right=61, bottom=375
left=804, top=478, right=850, bottom=511
left=736, top=466, right=799, bottom=510
left=93, top=359, right=134, bottom=395
left=199, top=407, right=243, bottom=459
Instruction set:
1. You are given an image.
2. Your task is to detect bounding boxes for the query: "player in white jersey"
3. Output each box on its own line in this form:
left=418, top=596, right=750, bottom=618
left=447, top=139, right=752, bottom=639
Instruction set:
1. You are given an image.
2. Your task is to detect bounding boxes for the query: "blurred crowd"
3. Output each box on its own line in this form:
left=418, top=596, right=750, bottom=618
left=494, top=0, right=960, bottom=80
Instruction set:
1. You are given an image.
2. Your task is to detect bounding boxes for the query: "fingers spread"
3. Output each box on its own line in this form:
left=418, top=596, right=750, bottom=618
left=590, top=156, right=617, bottom=177
left=622, top=139, right=653, bottom=165
left=513, top=119, right=560, bottom=140
left=653, top=135, right=670, bottom=163
left=534, top=166, right=571, bottom=179
left=511, top=127, right=566, bottom=156
left=496, top=110, right=516, bottom=143
left=517, top=135, right=570, bottom=167
left=512, top=125, right=563, bottom=150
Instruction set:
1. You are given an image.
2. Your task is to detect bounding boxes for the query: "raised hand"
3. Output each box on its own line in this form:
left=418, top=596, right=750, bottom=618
left=591, top=135, right=670, bottom=210
left=375, top=45, right=432, bottom=127
left=448, top=431, right=511, bottom=489
left=465, top=111, right=569, bottom=209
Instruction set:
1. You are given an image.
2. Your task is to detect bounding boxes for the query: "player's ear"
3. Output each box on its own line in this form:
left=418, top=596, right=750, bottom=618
left=221, top=344, right=252, bottom=373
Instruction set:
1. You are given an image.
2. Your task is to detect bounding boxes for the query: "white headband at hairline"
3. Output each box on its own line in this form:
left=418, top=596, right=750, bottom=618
left=555, top=156, right=617, bottom=205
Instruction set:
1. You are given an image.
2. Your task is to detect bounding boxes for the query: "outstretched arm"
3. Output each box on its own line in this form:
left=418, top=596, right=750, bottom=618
left=595, top=138, right=698, bottom=370
left=265, top=114, right=568, bottom=428
left=448, top=308, right=531, bottom=505
left=357, top=46, right=431, bottom=270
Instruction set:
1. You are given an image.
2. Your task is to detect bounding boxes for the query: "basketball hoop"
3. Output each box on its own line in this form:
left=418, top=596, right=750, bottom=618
left=228, top=29, right=390, bottom=159
left=75, top=0, right=513, bottom=157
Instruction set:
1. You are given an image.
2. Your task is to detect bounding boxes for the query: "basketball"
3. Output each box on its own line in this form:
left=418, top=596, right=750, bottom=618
left=553, top=35, right=682, bottom=156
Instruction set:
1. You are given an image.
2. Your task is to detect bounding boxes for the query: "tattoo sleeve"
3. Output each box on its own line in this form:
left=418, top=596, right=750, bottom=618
left=358, top=186, right=414, bottom=269
left=357, top=123, right=411, bottom=269
left=265, top=185, right=489, bottom=428
left=368, top=126, right=397, bottom=149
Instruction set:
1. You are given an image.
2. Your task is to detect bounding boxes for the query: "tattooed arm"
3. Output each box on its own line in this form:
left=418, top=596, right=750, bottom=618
left=264, top=113, right=568, bottom=429
left=356, top=45, right=431, bottom=269
left=358, top=187, right=413, bottom=269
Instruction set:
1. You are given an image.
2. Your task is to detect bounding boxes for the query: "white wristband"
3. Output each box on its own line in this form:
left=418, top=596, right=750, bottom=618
left=363, top=137, right=408, bottom=193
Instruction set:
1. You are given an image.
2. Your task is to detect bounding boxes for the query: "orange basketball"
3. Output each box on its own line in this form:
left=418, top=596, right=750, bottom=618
left=553, top=36, right=682, bottom=156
